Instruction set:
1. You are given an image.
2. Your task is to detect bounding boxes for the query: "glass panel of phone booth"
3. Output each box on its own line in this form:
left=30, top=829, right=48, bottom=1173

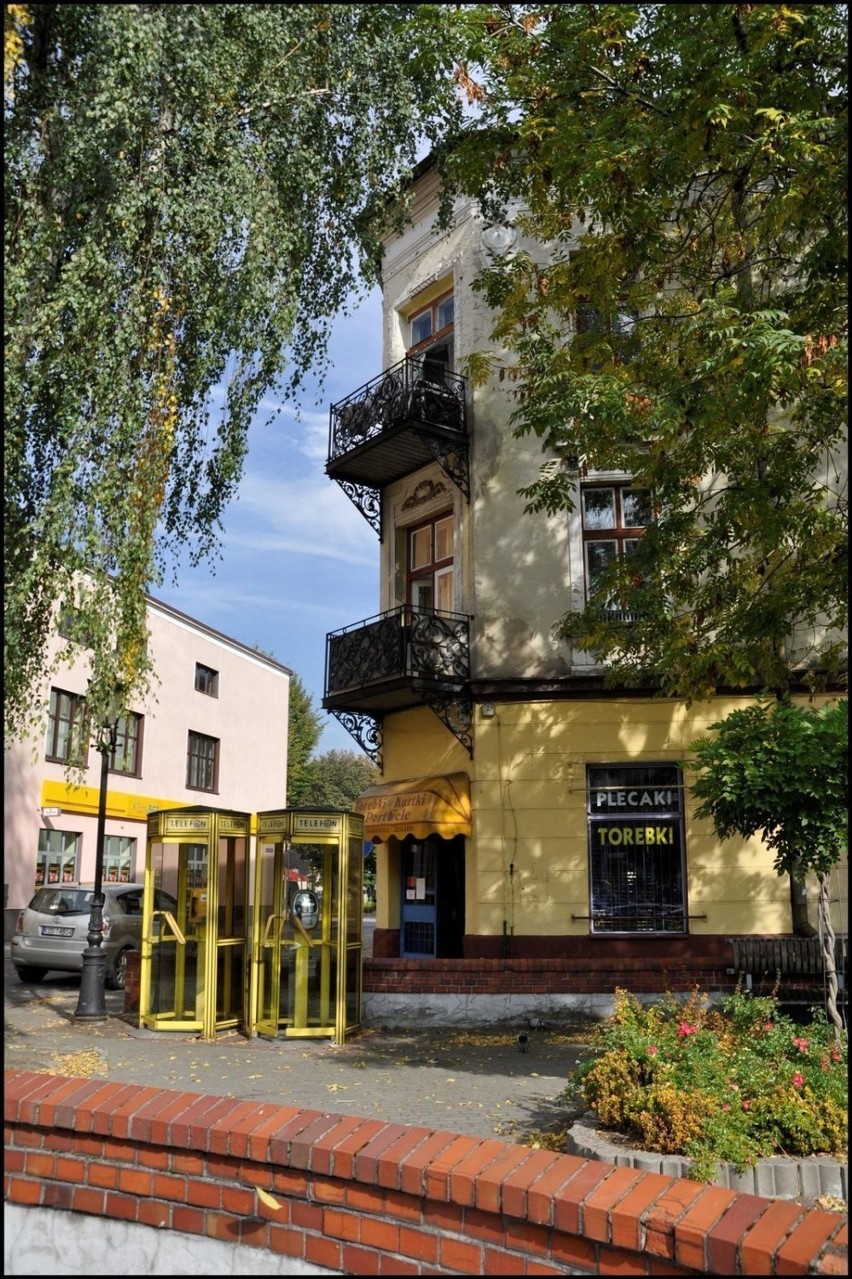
left=215, top=836, right=248, bottom=1030
left=144, top=840, right=205, bottom=1029
left=253, top=839, right=284, bottom=1039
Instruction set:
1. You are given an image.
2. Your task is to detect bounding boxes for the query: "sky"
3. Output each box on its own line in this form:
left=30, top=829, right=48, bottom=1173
left=152, top=287, right=384, bottom=755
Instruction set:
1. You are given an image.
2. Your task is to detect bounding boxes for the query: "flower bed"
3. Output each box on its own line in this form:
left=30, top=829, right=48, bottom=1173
left=568, top=986, right=847, bottom=1183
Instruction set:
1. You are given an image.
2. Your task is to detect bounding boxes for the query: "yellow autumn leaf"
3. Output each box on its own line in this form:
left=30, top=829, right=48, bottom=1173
left=256, top=1187, right=284, bottom=1211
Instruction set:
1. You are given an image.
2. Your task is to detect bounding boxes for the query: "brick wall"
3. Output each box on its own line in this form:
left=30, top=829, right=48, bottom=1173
left=4, top=1069, right=846, bottom=1275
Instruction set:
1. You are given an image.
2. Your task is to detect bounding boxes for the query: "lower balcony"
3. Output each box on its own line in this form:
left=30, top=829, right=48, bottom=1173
left=323, top=607, right=473, bottom=766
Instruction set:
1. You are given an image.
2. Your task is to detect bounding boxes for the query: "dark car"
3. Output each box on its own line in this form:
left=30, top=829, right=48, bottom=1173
left=11, top=883, right=177, bottom=990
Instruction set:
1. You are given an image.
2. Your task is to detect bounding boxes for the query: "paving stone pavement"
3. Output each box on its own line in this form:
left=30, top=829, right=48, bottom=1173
left=4, top=946, right=590, bottom=1147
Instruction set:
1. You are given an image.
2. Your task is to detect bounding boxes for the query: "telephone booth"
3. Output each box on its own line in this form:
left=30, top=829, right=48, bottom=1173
left=252, top=808, right=363, bottom=1042
left=140, top=806, right=251, bottom=1040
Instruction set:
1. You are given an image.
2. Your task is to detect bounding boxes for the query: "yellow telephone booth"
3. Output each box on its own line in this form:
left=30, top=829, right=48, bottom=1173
left=141, top=806, right=251, bottom=1040
left=252, top=808, right=363, bottom=1042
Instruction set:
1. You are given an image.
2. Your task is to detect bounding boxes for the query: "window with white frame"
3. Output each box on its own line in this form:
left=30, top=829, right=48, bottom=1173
left=582, top=483, right=652, bottom=618
left=102, top=836, right=135, bottom=883
left=187, top=730, right=219, bottom=793
left=587, top=764, right=686, bottom=934
left=408, top=290, right=454, bottom=383
left=407, top=512, right=454, bottom=614
left=36, top=830, right=80, bottom=887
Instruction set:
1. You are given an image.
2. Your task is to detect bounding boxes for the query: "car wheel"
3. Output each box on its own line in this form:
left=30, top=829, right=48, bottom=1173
left=16, top=965, right=47, bottom=984
left=106, top=946, right=132, bottom=990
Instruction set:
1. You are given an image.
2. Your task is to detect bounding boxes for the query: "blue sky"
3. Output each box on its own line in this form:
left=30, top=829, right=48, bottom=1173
left=153, top=287, right=383, bottom=754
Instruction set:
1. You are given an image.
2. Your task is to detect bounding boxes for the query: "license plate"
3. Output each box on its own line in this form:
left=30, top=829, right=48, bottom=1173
left=41, top=926, right=74, bottom=937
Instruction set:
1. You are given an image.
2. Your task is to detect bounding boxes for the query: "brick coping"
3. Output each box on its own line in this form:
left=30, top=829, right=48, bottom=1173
left=4, top=1069, right=847, bottom=1276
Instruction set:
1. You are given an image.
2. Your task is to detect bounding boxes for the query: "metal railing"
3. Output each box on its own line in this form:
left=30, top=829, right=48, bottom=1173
left=328, top=357, right=466, bottom=461
left=325, top=605, right=471, bottom=698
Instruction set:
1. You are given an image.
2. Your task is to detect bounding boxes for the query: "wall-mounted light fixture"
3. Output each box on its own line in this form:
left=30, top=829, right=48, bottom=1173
left=481, top=702, right=496, bottom=718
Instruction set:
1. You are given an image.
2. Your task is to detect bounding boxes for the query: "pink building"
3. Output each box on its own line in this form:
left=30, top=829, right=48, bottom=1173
left=3, top=594, right=291, bottom=939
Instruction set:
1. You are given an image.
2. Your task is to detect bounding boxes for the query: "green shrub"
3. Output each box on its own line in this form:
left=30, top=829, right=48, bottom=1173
left=568, top=987, right=847, bottom=1182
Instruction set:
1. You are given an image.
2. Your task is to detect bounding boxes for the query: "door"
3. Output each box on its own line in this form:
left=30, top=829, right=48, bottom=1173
left=254, top=841, right=338, bottom=1038
left=142, top=841, right=206, bottom=1032
left=400, top=839, right=437, bottom=957
left=400, top=835, right=465, bottom=959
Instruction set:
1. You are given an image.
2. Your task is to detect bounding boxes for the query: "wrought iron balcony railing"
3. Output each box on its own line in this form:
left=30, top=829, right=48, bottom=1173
left=325, top=358, right=469, bottom=537
left=323, top=605, right=471, bottom=713
left=328, top=357, right=466, bottom=463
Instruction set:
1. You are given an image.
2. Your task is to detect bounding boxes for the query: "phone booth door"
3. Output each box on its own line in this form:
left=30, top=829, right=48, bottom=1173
left=253, top=809, right=363, bottom=1042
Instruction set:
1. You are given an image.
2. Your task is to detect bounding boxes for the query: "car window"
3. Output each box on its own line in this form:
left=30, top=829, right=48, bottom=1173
left=154, top=890, right=178, bottom=912
left=114, top=891, right=143, bottom=915
left=29, top=888, right=92, bottom=915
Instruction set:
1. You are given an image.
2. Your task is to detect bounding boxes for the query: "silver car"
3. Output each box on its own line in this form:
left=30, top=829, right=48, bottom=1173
left=11, top=883, right=176, bottom=990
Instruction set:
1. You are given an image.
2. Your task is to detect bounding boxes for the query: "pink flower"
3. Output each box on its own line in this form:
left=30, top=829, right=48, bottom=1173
left=721, top=1103, right=731, bottom=1112
left=830, top=1046, right=842, bottom=1063
left=729, top=1082, right=740, bottom=1092
left=792, top=1073, right=804, bottom=1090
left=741, top=1100, right=751, bottom=1111
left=677, top=1021, right=699, bottom=1038
left=647, top=1045, right=659, bottom=1056
left=792, top=1037, right=810, bottom=1054
left=763, top=1022, right=773, bottom=1033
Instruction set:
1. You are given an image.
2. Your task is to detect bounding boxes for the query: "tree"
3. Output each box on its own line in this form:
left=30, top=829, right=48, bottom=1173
left=447, top=3, right=847, bottom=700
left=305, top=748, right=379, bottom=810
left=286, top=673, right=325, bottom=808
left=687, top=699, right=848, bottom=1033
left=5, top=3, right=471, bottom=737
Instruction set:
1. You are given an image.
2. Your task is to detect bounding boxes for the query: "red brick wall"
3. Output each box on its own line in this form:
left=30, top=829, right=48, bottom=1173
left=4, top=1070, right=845, bottom=1275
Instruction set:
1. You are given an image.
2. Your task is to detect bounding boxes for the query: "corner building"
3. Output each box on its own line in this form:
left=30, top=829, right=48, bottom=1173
left=322, top=157, right=847, bottom=1018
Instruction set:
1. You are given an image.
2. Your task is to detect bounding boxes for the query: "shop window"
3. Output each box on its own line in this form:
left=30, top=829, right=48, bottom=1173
left=407, top=512, right=454, bottom=614
left=109, top=713, right=143, bottom=777
left=36, top=830, right=80, bottom=887
left=45, top=688, right=90, bottom=766
left=187, top=730, right=219, bottom=793
left=195, top=662, right=219, bottom=696
left=582, top=482, right=651, bottom=619
left=587, top=764, right=686, bottom=933
left=102, top=836, right=135, bottom=883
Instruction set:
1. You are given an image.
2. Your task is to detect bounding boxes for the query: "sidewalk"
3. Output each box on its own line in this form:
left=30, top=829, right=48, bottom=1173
left=3, top=946, right=590, bottom=1148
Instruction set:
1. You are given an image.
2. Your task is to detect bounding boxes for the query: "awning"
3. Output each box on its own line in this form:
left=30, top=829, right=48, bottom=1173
left=354, top=772, right=471, bottom=842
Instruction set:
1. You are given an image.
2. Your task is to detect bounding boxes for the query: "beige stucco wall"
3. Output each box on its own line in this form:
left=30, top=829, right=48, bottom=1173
left=377, top=695, right=847, bottom=940
left=3, top=597, right=290, bottom=921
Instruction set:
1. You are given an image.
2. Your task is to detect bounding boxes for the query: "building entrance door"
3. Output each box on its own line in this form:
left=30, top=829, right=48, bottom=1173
left=400, top=835, right=465, bottom=958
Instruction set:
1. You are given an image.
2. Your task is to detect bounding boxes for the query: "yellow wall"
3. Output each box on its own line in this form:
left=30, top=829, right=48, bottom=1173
left=379, top=695, right=847, bottom=939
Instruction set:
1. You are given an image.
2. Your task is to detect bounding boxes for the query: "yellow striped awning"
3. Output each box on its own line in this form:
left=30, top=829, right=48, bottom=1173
left=354, top=772, right=471, bottom=842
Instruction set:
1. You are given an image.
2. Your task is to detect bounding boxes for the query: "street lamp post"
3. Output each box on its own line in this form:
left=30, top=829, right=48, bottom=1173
left=74, top=716, right=120, bottom=1022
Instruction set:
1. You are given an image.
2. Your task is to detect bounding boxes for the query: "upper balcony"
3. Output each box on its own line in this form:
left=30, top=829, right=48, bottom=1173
left=325, top=358, right=469, bottom=537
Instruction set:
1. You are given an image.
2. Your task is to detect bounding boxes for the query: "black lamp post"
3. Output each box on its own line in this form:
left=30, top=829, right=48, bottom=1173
left=74, top=714, right=120, bottom=1022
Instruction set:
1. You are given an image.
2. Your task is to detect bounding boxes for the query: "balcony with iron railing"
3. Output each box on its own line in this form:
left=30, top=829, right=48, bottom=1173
left=323, top=605, right=471, bottom=717
left=325, top=358, right=469, bottom=537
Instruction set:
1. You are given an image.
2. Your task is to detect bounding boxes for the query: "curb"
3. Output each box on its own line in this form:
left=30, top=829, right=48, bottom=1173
left=566, top=1115, right=848, bottom=1204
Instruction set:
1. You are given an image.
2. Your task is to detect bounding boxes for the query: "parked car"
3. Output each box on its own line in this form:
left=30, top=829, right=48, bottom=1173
left=11, top=883, right=178, bottom=990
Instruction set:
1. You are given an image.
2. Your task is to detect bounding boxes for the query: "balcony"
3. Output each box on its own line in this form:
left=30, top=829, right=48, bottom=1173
left=323, top=606, right=473, bottom=766
left=326, top=358, right=468, bottom=537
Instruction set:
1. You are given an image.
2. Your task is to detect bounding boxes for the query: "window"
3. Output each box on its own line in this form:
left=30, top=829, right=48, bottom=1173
left=407, top=513, right=454, bottom=614
left=408, top=290, right=454, bottom=383
left=102, top=836, right=135, bottom=883
left=45, top=688, right=89, bottom=765
left=36, top=830, right=80, bottom=887
left=587, top=764, right=686, bottom=934
left=195, top=663, right=219, bottom=696
left=109, top=713, right=143, bottom=777
left=187, top=731, right=219, bottom=793
left=582, top=482, right=652, bottom=617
